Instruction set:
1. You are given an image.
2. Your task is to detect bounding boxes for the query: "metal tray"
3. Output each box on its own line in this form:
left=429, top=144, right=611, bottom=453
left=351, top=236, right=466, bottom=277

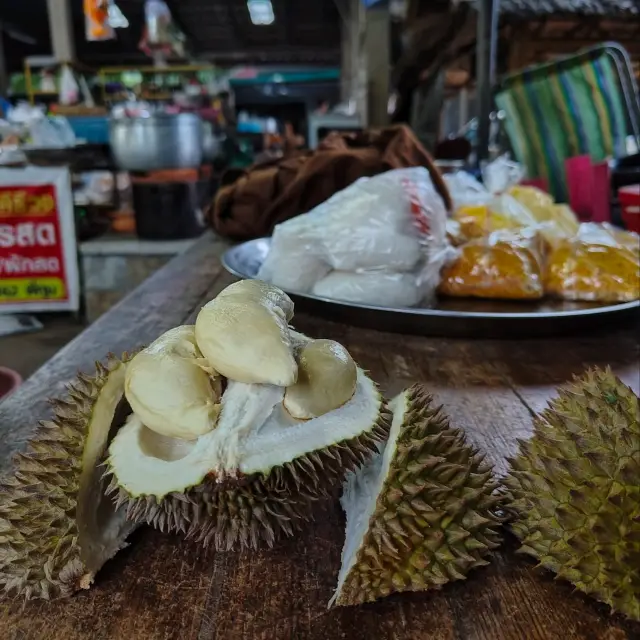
left=222, top=238, right=640, bottom=338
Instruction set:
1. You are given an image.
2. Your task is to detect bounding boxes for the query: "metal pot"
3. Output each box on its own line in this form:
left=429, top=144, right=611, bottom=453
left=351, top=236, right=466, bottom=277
left=109, top=113, right=204, bottom=172
left=202, top=121, right=223, bottom=163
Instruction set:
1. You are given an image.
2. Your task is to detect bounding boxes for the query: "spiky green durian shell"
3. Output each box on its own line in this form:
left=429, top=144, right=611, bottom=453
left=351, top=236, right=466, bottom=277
left=503, top=368, right=640, bottom=622
left=0, top=354, right=135, bottom=601
left=106, top=401, right=392, bottom=551
left=333, top=385, right=504, bottom=607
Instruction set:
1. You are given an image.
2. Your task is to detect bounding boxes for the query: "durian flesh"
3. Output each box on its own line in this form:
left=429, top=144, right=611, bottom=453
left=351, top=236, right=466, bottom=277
left=106, top=331, right=391, bottom=550
left=504, top=368, right=640, bottom=621
left=195, top=279, right=297, bottom=386
left=330, top=385, right=504, bottom=607
left=124, top=325, right=222, bottom=440
left=0, top=355, right=138, bottom=600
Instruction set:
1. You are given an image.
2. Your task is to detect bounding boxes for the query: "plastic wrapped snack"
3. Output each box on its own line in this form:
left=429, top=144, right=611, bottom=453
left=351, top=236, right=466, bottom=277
left=258, top=167, right=454, bottom=307
left=452, top=195, right=539, bottom=243
left=508, top=186, right=579, bottom=242
left=439, top=230, right=545, bottom=300
left=312, top=272, right=421, bottom=308
left=546, top=224, right=640, bottom=303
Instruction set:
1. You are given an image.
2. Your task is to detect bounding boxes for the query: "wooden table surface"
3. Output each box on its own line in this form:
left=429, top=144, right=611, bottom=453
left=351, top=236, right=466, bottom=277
left=1, top=232, right=638, bottom=640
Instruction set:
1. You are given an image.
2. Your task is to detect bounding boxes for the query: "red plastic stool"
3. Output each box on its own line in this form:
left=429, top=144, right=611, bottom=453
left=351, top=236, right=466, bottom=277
left=0, top=367, right=22, bottom=400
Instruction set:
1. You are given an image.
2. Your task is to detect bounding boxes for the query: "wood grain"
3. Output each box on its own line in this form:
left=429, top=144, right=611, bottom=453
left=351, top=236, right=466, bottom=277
left=1, top=234, right=638, bottom=640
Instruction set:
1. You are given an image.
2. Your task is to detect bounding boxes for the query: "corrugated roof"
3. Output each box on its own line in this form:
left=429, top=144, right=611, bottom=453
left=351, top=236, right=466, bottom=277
left=496, top=0, right=640, bottom=16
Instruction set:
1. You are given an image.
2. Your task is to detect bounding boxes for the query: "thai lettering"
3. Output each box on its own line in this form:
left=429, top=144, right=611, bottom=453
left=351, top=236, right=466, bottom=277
left=26, top=281, right=58, bottom=298
left=0, top=254, right=60, bottom=275
left=0, top=223, right=57, bottom=248
left=0, top=190, right=56, bottom=216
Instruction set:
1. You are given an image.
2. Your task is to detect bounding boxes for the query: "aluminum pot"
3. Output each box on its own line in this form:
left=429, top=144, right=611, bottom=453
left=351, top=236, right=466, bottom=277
left=109, top=113, right=204, bottom=172
left=202, top=121, right=223, bottom=163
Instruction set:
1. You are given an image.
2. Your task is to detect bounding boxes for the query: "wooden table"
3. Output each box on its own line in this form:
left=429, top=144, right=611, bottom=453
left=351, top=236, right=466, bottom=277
left=1, top=232, right=638, bottom=640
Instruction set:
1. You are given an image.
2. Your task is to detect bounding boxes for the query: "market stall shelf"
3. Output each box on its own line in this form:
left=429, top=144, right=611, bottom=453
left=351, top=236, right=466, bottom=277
left=0, top=232, right=638, bottom=640
left=222, top=238, right=640, bottom=338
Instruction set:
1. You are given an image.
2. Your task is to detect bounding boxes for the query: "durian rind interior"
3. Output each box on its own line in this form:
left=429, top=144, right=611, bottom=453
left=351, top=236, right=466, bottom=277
left=0, top=354, right=138, bottom=601
left=107, top=367, right=383, bottom=499
left=331, top=385, right=504, bottom=607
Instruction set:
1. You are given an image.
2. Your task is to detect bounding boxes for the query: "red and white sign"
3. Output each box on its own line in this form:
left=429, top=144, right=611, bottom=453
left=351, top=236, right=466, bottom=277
left=0, top=167, right=79, bottom=313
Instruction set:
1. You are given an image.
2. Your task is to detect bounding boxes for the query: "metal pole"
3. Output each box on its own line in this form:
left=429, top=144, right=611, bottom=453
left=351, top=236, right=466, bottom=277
left=476, top=0, right=500, bottom=165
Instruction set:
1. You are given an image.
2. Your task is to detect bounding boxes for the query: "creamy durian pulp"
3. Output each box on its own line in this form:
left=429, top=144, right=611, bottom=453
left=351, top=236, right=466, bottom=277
left=109, top=367, right=380, bottom=497
left=107, top=280, right=390, bottom=550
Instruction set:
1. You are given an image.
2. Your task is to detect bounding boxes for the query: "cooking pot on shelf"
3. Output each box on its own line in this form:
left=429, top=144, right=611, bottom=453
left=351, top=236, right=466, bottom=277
left=109, top=113, right=204, bottom=172
left=202, top=121, right=224, bottom=163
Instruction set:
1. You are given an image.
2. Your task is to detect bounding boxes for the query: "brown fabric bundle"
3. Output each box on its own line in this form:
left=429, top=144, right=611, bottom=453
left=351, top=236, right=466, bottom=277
left=209, top=125, right=451, bottom=240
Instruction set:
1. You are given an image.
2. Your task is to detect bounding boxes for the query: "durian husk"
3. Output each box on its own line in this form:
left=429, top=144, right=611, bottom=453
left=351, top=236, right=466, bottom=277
left=331, top=385, right=505, bottom=607
left=0, top=353, right=138, bottom=601
left=106, top=397, right=393, bottom=551
left=503, top=368, right=640, bottom=621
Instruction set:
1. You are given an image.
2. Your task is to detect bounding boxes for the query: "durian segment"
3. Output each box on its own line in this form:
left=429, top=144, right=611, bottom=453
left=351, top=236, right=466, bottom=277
left=108, top=368, right=380, bottom=496
left=216, top=278, right=294, bottom=321
left=195, top=279, right=297, bottom=386
left=124, top=326, right=222, bottom=440
left=504, top=368, right=640, bottom=622
left=330, top=385, right=504, bottom=607
left=106, top=370, right=392, bottom=550
left=0, top=354, right=138, bottom=601
left=284, top=339, right=358, bottom=420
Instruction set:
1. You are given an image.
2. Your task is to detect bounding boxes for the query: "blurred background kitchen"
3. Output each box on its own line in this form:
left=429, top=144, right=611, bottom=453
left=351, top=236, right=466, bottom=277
left=0, top=0, right=639, bottom=389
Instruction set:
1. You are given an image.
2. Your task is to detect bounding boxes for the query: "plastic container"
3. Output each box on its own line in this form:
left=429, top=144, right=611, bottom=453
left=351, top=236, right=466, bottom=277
left=132, top=180, right=207, bottom=240
left=66, top=116, right=110, bottom=144
left=619, top=185, right=640, bottom=233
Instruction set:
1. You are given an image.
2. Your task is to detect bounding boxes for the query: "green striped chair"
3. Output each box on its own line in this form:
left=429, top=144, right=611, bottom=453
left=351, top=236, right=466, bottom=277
left=495, top=43, right=640, bottom=203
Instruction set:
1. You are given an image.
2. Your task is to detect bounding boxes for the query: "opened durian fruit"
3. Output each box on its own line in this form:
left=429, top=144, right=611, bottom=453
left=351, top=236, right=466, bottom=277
left=106, top=279, right=391, bottom=551
left=0, top=355, right=138, bottom=600
left=504, top=369, right=640, bottom=622
left=330, top=385, right=504, bottom=607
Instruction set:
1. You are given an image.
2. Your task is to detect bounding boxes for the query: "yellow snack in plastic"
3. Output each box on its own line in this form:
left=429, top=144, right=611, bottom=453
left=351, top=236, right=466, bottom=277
left=453, top=205, right=491, bottom=240
left=599, top=223, right=640, bottom=257
left=453, top=194, right=540, bottom=243
left=546, top=239, right=640, bottom=303
left=439, top=230, right=545, bottom=300
left=508, top=185, right=554, bottom=210
left=508, top=186, right=579, bottom=241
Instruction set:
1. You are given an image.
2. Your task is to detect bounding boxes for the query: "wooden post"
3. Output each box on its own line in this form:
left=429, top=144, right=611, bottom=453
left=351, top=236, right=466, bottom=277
left=46, top=0, right=75, bottom=62
left=365, top=3, right=391, bottom=127
left=476, top=0, right=500, bottom=164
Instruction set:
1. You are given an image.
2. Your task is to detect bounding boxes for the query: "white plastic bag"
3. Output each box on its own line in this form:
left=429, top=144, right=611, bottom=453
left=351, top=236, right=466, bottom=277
left=313, top=272, right=421, bottom=308
left=258, top=167, right=455, bottom=307
left=482, top=155, right=524, bottom=194
left=444, top=154, right=525, bottom=211
left=60, top=66, right=79, bottom=106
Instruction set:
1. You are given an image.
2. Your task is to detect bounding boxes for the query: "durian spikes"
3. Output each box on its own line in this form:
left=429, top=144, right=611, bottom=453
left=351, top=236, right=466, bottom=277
left=105, top=403, right=392, bottom=551
left=504, top=368, right=640, bottom=621
left=331, top=385, right=504, bottom=607
left=0, top=354, right=138, bottom=601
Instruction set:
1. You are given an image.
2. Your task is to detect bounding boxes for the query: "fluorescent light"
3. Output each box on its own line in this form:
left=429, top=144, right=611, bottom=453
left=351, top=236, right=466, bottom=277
left=247, top=0, right=275, bottom=25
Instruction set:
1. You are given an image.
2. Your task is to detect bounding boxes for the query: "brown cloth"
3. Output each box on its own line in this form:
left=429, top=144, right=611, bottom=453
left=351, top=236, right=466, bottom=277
left=209, top=125, right=452, bottom=240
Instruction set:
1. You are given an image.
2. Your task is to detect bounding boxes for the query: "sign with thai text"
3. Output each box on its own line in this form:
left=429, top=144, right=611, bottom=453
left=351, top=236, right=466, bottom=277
left=0, top=167, right=79, bottom=313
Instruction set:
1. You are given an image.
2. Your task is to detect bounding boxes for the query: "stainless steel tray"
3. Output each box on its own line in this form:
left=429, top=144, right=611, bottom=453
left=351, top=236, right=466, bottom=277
left=222, top=238, right=640, bottom=338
